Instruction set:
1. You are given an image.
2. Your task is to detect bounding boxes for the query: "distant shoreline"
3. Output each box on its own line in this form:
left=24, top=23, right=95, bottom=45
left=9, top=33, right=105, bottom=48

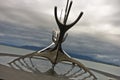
left=0, top=43, right=120, bottom=67
left=0, top=52, right=120, bottom=67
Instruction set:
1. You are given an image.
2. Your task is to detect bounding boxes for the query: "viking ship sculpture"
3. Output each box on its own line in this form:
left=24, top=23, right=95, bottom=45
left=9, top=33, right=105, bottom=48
left=8, top=0, right=97, bottom=80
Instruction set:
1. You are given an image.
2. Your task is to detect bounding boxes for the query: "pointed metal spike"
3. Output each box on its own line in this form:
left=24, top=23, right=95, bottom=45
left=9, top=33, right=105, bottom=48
left=65, top=0, right=69, bottom=14
left=67, top=12, right=83, bottom=29
left=64, top=0, right=73, bottom=24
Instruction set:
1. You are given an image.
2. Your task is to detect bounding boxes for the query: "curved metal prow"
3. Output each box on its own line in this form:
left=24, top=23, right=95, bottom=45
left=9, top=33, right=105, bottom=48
left=54, top=0, right=83, bottom=34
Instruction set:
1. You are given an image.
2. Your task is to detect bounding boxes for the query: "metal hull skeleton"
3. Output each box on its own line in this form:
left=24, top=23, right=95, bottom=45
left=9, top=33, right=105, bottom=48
left=8, top=0, right=97, bottom=80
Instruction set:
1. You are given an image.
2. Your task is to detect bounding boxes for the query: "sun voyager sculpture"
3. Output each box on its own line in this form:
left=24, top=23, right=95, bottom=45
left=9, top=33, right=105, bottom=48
left=8, top=0, right=97, bottom=80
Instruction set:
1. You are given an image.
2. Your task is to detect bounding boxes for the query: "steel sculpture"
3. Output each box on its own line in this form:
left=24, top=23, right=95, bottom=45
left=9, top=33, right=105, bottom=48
left=8, top=0, right=97, bottom=80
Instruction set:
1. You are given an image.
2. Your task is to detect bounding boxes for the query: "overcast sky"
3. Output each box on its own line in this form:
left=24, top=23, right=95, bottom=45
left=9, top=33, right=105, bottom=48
left=0, top=0, right=120, bottom=62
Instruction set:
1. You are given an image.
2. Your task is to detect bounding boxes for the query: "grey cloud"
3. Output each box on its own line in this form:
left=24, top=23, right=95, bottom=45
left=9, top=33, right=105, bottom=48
left=108, top=12, right=120, bottom=27
left=64, top=33, right=120, bottom=56
left=0, top=0, right=59, bottom=47
left=0, top=0, right=57, bottom=29
left=0, top=0, right=120, bottom=59
left=0, top=21, right=52, bottom=46
left=101, top=0, right=120, bottom=27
